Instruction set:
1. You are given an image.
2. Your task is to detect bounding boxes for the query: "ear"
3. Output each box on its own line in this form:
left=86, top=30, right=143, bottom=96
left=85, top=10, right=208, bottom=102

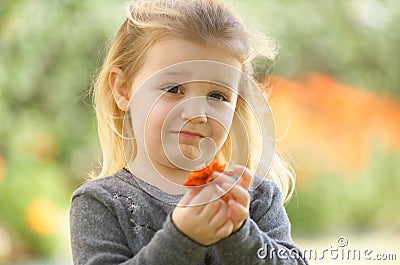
left=109, top=67, right=130, bottom=111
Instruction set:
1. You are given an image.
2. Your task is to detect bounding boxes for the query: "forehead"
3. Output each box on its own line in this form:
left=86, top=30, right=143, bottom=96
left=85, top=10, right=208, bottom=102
left=132, top=38, right=242, bottom=91
left=145, top=38, right=241, bottom=69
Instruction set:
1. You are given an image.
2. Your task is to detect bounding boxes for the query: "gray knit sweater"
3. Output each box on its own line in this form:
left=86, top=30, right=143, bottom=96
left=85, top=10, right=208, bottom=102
left=69, top=168, right=308, bottom=264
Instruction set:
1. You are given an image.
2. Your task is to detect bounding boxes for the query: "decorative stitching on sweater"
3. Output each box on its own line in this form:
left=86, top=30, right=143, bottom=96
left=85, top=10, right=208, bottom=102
left=113, top=193, right=156, bottom=233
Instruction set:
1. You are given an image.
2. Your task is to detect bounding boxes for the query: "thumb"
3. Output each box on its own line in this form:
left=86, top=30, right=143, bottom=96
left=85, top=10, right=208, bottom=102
left=234, top=165, right=253, bottom=190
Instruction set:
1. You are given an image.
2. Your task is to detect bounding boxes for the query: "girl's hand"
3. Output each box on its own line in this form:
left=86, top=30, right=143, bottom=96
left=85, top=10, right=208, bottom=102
left=172, top=183, right=234, bottom=246
left=213, top=165, right=252, bottom=232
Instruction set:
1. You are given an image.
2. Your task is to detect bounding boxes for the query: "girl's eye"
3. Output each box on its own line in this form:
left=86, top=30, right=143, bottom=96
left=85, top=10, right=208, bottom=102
left=162, top=85, right=183, bottom=94
left=208, top=92, right=228, bottom=102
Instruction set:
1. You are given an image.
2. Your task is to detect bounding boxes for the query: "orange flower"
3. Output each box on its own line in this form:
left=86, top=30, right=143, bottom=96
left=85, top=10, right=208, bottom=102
left=183, top=161, right=226, bottom=186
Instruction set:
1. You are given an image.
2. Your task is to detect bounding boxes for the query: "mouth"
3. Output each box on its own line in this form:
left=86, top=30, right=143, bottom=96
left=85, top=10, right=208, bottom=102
left=176, top=130, right=205, bottom=140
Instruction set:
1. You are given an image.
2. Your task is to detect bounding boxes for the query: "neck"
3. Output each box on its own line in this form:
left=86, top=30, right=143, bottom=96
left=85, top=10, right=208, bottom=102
left=128, top=153, right=189, bottom=195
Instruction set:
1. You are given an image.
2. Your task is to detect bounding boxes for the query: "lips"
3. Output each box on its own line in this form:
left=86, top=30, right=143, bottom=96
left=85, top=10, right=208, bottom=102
left=178, top=130, right=205, bottom=138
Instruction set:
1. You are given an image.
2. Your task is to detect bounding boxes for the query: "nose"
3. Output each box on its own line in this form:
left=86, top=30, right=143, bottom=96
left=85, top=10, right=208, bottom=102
left=179, top=97, right=208, bottom=124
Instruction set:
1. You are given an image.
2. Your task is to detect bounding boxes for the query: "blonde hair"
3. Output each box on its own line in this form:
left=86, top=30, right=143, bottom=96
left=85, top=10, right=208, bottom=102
left=91, top=0, right=295, bottom=203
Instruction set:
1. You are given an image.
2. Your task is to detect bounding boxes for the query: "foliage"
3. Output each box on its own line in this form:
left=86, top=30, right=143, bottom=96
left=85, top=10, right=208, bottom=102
left=0, top=0, right=122, bottom=261
left=0, top=0, right=399, bottom=261
left=267, top=73, right=400, bottom=235
left=286, top=145, right=400, bottom=236
left=231, top=0, right=400, bottom=98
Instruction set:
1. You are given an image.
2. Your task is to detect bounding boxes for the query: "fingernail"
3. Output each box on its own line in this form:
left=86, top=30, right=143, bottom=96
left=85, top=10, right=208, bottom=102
left=224, top=170, right=235, bottom=176
left=212, top=171, right=220, bottom=176
left=233, top=165, right=245, bottom=174
left=221, top=183, right=234, bottom=190
left=215, top=184, right=225, bottom=194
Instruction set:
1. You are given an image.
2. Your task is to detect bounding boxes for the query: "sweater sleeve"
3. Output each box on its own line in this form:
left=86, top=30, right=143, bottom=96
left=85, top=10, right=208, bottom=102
left=70, top=191, right=207, bottom=265
left=213, top=179, right=308, bottom=264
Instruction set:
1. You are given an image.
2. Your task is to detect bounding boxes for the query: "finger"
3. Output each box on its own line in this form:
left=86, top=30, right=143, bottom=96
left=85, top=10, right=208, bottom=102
left=209, top=172, right=238, bottom=200
left=228, top=199, right=249, bottom=227
left=234, top=165, right=253, bottom=190
left=177, top=189, right=196, bottom=206
left=177, top=184, right=206, bottom=206
left=215, top=218, right=233, bottom=239
left=211, top=171, right=237, bottom=185
left=223, top=170, right=235, bottom=177
left=220, top=183, right=250, bottom=208
left=220, top=191, right=232, bottom=202
left=208, top=200, right=229, bottom=229
left=187, top=184, right=216, bottom=206
left=198, top=197, right=222, bottom=218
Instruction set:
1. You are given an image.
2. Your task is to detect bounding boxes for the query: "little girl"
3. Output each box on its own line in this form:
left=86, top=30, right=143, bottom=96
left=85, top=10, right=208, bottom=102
left=70, top=0, right=308, bottom=264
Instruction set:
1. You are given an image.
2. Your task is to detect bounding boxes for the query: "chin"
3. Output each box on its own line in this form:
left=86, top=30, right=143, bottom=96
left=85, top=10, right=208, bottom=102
left=179, top=144, right=201, bottom=160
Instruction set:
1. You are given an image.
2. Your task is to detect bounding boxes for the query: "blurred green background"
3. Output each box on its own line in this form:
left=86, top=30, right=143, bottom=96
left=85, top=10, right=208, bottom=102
left=0, top=0, right=399, bottom=264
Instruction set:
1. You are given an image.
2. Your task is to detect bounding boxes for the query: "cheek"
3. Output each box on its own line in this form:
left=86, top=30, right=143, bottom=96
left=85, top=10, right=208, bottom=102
left=145, top=105, right=165, bottom=134
left=209, top=118, right=230, bottom=147
left=210, top=104, right=234, bottom=130
left=141, top=102, right=169, bottom=160
left=208, top=102, right=236, bottom=147
left=144, top=100, right=175, bottom=144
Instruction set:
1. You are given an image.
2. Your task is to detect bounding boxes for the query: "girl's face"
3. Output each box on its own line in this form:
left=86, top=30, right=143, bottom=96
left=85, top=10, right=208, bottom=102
left=128, top=38, right=242, bottom=172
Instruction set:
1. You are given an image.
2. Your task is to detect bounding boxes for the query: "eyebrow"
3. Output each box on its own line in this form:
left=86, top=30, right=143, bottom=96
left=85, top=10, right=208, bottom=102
left=164, top=71, right=185, bottom=76
left=164, top=71, right=236, bottom=89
